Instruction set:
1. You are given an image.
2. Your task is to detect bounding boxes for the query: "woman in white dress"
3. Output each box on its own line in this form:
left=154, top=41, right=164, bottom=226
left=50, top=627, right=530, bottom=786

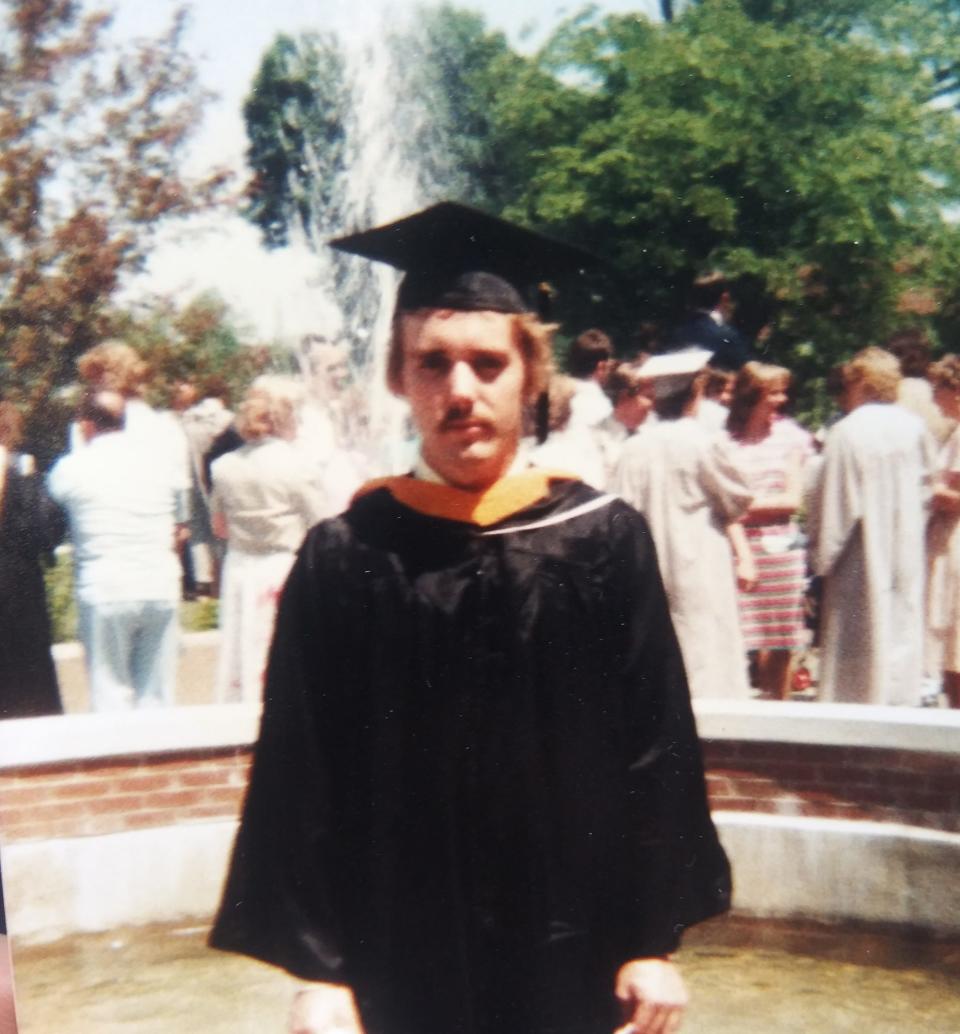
left=211, top=387, right=325, bottom=703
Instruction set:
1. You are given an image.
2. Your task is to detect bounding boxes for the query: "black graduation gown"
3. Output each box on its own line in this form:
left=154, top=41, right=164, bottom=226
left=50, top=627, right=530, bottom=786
left=210, top=477, right=730, bottom=1034
left=0, top=458, right=65, bottom=718
left=667, top=312, right=752, bottom=371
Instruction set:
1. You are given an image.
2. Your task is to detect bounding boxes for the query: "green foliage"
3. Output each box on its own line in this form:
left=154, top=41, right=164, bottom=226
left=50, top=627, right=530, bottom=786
left=109, top=292, right=272, bottom=409
left=181, top=597, right=220, bottom=633
left=237, top=1, right=960, bottom=411
left=45, top=549, right=220, bottom=643
left=488, top=0, right=960, bottom=395
left=243, top=32, right=349, bottom=248
left=45, top=550, right=77, bottom=644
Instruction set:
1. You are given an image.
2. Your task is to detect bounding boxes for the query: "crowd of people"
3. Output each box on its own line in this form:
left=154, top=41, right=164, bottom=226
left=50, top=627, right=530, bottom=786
left=558, top=332, right=939, bottom=711
left=0, top=278, right=958, bottom=715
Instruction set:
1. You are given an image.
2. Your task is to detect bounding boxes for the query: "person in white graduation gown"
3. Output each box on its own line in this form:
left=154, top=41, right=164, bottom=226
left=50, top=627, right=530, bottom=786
left=809, top=347, right=934, bottom=705
left=616, top=350, right=755, bottom=699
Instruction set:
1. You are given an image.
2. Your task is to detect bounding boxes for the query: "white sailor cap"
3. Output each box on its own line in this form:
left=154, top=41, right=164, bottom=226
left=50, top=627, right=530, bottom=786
left=637, top=348, right=714, bottom=398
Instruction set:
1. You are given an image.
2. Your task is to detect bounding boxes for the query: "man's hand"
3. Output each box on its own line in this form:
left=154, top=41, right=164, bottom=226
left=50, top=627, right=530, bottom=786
left=613, top=957, right=688, bottom=1034
left=289, top=986, right=364, bottom=1034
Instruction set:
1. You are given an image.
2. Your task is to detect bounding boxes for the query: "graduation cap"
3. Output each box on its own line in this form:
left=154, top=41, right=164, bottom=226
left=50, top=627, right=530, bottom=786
left=638, top=348, right=714, bottom=398
left=329, top=201, right=597, bottom=316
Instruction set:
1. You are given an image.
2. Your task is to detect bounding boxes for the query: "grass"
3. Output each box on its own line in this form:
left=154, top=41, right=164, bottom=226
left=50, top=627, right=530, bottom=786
left=45, top=550, right=219, bottom=643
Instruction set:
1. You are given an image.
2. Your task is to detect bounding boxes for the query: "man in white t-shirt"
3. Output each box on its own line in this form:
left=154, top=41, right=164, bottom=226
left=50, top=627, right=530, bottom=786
left=567, top=328, right=614, bottom=428
left=48, top=391, right=184, bottom=711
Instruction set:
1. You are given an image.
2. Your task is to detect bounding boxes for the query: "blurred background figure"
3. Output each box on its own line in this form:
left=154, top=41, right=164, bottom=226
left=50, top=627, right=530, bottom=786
left=74, top=340, right=191, bottom=534
left=210, top=384, right=326, bottom=703
left=885, top=327, right=955, bottom=445
left=298, top=334, right=370, bottom=515
left=170, top=380, right=201, bottom=598
left=616, top=350, right=755, bottom=700
left=697, top=367, right=734, bottom=433
left=177, top=377, right=235, bottom=598
left=809, top=347, right=933, bottom=705
left=0, top=401, right=66, bottom=718
left=667, top=272, right=752, bottom=371
left=725, top=363, right=814, bottom=699
left=593, top=362, right=655, bottom=486
left=526, top=374, right=606, bottom=488
left=925, top=355, right=960, bottom=708
left=48, top=390, right=184, bottom=711
left=566, top=328, right=614, bottom=428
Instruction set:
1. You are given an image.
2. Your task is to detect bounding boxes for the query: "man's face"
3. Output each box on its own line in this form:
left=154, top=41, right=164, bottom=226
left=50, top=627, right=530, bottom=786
left=172, top=382, right=197, bottom=412
left=308, top=344, right=351, bottom=396
left=616, top=382, right=654, bottom=431
left=398, top=310, right=526, bottom=491
left=934, top=382, right=960, bottom=420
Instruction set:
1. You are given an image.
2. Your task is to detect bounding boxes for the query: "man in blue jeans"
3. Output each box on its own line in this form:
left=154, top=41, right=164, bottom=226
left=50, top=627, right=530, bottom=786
left=48, top=389, right=185, bottom=710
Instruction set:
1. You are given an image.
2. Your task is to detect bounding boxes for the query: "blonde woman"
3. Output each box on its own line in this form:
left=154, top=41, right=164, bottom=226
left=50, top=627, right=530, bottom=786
left=926, top=355, right=960, bottom=707
left=810, top=347, right=932, bottom=705
left=211, top=385, right=326, bottom=702
left=725, top=362, right=813, bottom=698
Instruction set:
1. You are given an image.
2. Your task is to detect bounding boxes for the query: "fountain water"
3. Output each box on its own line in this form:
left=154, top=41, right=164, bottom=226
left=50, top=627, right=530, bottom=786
left=266, top=14, right=460, bottom=481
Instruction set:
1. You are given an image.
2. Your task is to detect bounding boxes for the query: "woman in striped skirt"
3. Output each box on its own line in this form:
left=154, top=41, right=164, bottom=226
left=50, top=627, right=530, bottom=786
left=726, top=363, right=814, bottom=698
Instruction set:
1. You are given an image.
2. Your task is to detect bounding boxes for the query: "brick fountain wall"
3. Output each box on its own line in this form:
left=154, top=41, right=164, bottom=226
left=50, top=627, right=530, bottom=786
left=0, top=701, right=958, bottom=942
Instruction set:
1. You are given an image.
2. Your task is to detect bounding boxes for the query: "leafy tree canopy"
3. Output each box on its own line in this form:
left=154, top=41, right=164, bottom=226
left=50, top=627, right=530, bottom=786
left=0, top=0, right=229, bottom=462
left=110, top=292, right=272, bottom=409
left=491, top=0, right=960, bottom=395
left=239, top=0, right=960, bottom=418
left=243, top=31, right=349, bottom=249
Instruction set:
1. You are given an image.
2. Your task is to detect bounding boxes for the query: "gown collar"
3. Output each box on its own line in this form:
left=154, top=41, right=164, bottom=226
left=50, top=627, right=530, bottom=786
left=354, top=469, right=578, bottom=527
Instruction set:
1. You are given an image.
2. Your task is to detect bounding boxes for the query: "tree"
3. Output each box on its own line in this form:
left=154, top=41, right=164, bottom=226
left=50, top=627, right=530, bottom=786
left=242, top=29, right=393, bottom=365
left=0, top=0, right=228, bottom=465
left=694, top=0, right=960, bottom=106
left=489, top=0, right=960, bottom=397
left=243, top=31, right=349, bottom=250
left=109, top=292, right=272, bottom=408
left=237, top=1, right=960, bottom=411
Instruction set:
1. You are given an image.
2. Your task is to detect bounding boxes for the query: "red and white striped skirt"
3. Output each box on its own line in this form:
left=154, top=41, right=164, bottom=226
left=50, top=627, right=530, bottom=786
left=738, top=526, right=807, bottom=651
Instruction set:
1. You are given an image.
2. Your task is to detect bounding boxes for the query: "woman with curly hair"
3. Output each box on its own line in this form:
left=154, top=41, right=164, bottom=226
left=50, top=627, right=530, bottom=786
left=725, top=362, right=813, bottom=698
left=926, top=354, right=960, bottom=707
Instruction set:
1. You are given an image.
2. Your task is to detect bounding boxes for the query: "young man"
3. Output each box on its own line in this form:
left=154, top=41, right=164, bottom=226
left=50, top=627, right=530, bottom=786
left=567, top=328, right=615, bottom=428
left=593, top=362, right=655, bottom=487
left=668, top=273, right=751, bottom=372
left=48, top=390, right=184, bottom=710
left=210, top=203, right=730, bottom=1034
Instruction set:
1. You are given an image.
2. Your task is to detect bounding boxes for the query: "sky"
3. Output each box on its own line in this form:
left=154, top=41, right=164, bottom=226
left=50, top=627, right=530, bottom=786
left=115, top=0, right=659, bottom=342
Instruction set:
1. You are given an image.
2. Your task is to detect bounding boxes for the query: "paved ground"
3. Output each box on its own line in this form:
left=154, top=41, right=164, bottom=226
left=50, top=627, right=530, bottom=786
left=9, top=918, right=960, bottom=1034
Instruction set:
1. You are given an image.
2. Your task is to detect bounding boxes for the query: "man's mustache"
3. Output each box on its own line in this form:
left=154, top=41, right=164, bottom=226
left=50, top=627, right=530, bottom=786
left=439, top=408, right=489, bottom=432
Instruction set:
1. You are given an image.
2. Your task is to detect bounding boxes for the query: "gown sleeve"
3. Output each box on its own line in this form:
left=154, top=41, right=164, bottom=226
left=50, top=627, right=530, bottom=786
left=700, top=434, right=753, bottom=523
left=209, top=529, right=349, bottom=982
left=603, top=501, right=731, bottom=958
left=810, top=424, right=862, bottom=577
